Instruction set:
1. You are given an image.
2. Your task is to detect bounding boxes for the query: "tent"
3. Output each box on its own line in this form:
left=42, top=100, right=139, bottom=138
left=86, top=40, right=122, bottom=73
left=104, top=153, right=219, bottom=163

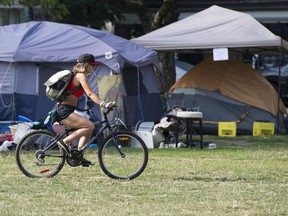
left=132, top=5, right=288, bottom=133
left=0, top=21, right=164, bottom=127
left=132, top=5, right=288, bottom=54
left=169, top=58, right=287, bottom=135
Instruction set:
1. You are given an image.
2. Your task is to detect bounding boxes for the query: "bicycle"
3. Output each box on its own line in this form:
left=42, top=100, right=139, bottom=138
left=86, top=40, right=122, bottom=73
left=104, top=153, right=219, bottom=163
left=15, top=102, right=149, bottom=180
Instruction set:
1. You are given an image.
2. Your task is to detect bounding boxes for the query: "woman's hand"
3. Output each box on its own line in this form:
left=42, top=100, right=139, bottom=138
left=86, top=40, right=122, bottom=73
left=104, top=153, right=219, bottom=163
left=100, top=101, right=116, bottom=109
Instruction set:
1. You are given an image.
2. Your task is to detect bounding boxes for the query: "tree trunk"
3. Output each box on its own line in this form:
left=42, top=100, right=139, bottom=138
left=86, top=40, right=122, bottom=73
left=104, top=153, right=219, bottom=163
left=152, top=0, right=179, bottom=93
left=130, top=0, right=179, bottom=92
left=159, top=52, right=176, bottom=92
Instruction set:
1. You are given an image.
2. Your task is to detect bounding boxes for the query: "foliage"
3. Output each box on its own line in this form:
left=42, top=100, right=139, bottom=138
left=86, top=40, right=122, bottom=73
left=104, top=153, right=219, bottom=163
left=0, top=0, right=68, bottom=21
left=59, top=0, right=126, bottom=29
left=125, top=0, right=178, bottom=92
left=0, top=0, right=177, bottom=31
left=0, top=0, right=178, bottom=91
left=0, top=0, right=126, bottom=28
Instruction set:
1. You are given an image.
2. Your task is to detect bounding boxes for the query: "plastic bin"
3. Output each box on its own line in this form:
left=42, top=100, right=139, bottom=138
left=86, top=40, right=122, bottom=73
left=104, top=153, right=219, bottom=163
left=135, top=121, right=154, bottom=131
left=253, top=122, right=274, bottom=136
left=134, top=131, right=154, bottom=149
left=218, top=122, right=236, bottom=137
left=9, top=125, right=18, bottom=135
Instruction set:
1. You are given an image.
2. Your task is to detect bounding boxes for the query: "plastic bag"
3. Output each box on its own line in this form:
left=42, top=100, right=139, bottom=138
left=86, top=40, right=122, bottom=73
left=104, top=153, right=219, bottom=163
left=0, top=140, right=13, bottom=152
left=13, top=122, right=33, bottom=144
left=152, top=127, right=165, bottom=146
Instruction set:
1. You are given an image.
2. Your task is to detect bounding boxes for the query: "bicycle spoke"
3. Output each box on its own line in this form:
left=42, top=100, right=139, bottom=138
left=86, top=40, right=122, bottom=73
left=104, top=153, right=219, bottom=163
left=98, top=131, right=148, bottom=180
left=16, top=130, right=66, bottom=178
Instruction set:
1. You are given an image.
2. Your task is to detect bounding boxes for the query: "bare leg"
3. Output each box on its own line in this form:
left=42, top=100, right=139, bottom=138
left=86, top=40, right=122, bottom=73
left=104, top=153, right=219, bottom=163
left=59, top=112, right=95, bottom=150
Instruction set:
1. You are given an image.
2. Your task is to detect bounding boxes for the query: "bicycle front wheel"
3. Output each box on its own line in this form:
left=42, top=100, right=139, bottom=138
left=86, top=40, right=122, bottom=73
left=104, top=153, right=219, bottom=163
left=98, top=131, right=148, bottom=180
left=15, top=130, right=66, bottom=178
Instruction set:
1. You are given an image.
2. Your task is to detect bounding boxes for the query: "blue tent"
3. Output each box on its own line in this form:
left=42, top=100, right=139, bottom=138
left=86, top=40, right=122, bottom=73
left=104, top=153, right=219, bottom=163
left=0, top=21, right=164, bottom=126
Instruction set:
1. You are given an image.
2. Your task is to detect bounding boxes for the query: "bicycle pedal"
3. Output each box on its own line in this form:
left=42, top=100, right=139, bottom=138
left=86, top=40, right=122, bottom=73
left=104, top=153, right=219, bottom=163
left=81, top=159, right=95, bottom=167
left=82, top=163, right=95, bottom=167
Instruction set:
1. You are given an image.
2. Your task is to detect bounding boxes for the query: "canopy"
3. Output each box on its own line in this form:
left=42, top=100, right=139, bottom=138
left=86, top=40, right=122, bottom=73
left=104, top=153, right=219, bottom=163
left=132, top=5, right=288, bottom=54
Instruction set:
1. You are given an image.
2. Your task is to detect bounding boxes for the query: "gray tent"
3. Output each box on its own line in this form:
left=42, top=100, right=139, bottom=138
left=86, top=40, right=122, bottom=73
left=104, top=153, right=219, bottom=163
left=132, top=5, right=288, bottom=54
left=0, top=21, right=164, bottom=126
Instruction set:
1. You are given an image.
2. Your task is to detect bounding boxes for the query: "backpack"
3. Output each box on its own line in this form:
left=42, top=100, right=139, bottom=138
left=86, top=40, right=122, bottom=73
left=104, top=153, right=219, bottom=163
left=44, top=70, right=81, bottom=101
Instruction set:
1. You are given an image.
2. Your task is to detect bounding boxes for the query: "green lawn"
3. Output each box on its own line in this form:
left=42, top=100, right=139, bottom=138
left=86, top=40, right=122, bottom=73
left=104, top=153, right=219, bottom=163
left=0, top=135, right=288, bottom=216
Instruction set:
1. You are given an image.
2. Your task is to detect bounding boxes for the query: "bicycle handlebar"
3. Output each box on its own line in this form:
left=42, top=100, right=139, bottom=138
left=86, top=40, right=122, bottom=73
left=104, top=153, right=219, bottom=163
left=76, top=100, right=117, bottom=113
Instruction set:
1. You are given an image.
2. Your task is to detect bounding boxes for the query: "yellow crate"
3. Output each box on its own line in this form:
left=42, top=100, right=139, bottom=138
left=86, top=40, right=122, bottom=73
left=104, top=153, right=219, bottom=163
left=253, top=122, right=274, bottom=136
left=218, top=122, right=236, bottom=137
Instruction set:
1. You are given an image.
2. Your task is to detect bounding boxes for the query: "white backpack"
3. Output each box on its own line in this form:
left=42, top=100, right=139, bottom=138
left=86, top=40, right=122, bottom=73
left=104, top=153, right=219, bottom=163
left=44, top=70, right=81, bottom=101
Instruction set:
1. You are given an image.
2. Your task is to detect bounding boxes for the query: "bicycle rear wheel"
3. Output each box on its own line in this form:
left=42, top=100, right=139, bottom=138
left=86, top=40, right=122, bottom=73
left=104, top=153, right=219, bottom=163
left=15, top=130, right=66, bottom=178
left=98, top=131, right=148, bottom=180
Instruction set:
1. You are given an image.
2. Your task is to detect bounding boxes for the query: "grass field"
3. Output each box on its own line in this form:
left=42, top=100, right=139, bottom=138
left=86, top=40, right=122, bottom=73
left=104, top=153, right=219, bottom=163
left=0, top=135, right=288, bottom=216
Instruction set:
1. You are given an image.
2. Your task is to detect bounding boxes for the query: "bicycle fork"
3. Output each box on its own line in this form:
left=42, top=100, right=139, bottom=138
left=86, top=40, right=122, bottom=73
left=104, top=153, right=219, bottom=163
left=110, top=130, right=125, bottom=158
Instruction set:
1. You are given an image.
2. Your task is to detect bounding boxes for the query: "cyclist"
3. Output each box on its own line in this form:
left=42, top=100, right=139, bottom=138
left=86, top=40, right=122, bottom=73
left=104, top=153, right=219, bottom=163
left=53, top=53, right=114, bottom=166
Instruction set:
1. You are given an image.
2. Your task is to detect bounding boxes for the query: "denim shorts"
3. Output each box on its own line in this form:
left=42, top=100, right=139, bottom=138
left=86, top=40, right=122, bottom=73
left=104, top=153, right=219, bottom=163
left=54, top=104, right=76, bottom=122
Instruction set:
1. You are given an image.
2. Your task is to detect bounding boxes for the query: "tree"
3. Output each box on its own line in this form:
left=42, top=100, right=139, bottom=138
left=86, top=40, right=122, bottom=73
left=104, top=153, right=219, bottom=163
left=125, top=0, right=179, bottom=93
left=59, top=0, right=126, bottom=29
left=0, top=0, right=125, bottom=28
left=0, top=0, right=178, bottom=92
left=0, top=0, right=68, bottom=21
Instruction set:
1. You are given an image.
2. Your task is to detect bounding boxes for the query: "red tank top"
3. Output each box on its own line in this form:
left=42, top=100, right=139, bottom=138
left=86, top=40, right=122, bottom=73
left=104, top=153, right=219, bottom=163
left=66, top=73, right=85, bottom=97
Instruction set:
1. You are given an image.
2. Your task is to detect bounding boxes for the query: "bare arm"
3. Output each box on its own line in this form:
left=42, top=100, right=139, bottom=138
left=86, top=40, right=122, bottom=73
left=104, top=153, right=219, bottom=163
left=76, top=73, right=114, bottom=108
left=76, top=73, right=102, bottom=105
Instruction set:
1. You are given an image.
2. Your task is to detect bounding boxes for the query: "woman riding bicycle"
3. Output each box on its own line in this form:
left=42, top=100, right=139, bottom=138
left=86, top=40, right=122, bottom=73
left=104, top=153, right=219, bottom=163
left=54, top=53, right=114, bottom=166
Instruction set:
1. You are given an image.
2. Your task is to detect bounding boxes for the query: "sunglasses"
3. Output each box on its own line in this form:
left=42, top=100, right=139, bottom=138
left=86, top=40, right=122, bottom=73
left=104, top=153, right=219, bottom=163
left=88, top=64, right=97, bottom=68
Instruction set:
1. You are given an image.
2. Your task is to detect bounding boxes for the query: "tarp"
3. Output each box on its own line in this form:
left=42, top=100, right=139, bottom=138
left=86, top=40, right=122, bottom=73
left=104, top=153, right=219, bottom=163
left=0, top=21, right=159, bottom=70
left=168, top=59, right=287, bottom=134
left=132, top=5, right=288, bottom=54
left=0, top=21, right=164, bottom=126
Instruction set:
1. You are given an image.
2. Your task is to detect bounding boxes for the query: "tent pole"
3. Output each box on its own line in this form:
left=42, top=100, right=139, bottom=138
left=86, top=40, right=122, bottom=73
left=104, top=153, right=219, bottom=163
left=136, top=66, right=144, bottom=121
left=276, top=47, right=283, bottom=135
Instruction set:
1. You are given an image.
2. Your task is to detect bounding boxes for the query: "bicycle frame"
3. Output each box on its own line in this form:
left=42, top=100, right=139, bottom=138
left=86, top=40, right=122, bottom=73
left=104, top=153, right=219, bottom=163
left=42, top=105, right=125, bottom=156
left=16, top=103, right=148, bottom=179
left=80, top=106, right=126, bottom=157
